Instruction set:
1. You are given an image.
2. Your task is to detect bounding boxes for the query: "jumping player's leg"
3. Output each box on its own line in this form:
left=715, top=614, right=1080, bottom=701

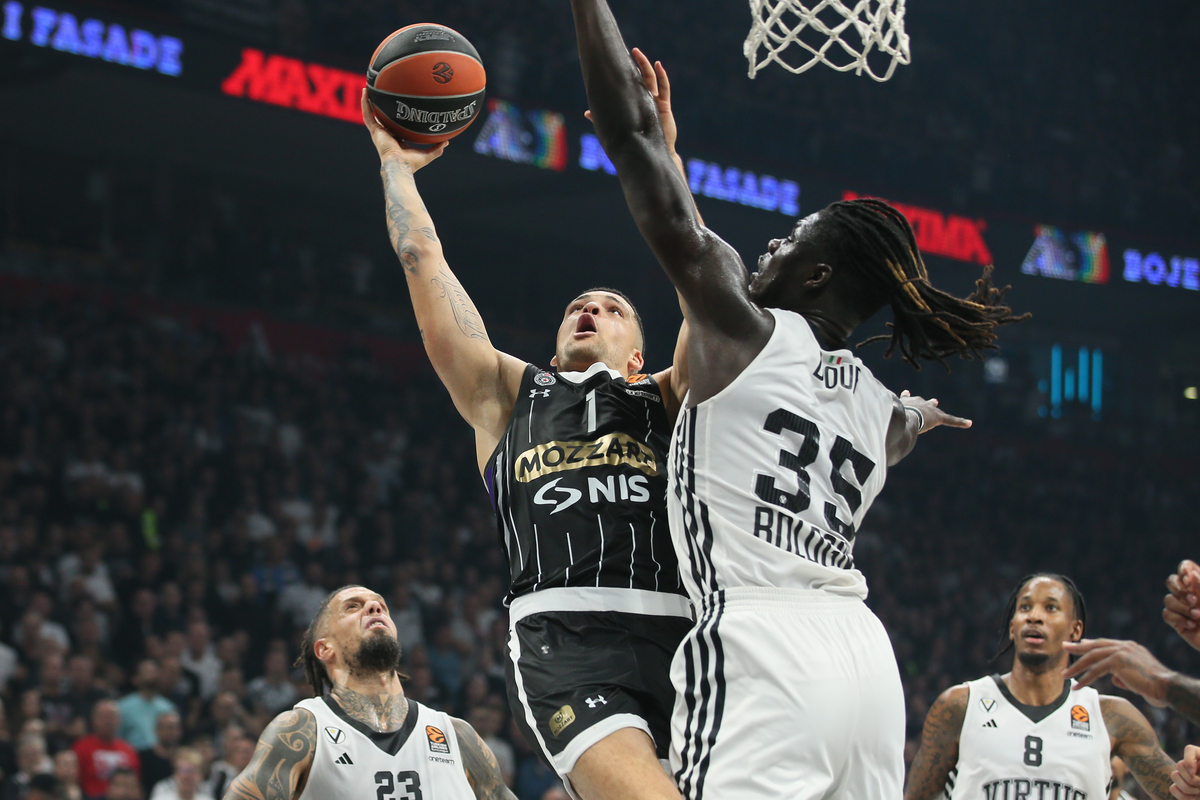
left=569, top=728, right=681, bottom=800
left=670, top=588, right=904, bottom=800
left=507, top=610, right=691, bottom=800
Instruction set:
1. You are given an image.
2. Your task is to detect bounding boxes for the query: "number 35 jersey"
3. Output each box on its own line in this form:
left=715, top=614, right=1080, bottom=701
left=294, top=695, right=474, bottom=800
left=947, top=676, right=1110, bottom=800
left=669, top=308, right=894, bottom=600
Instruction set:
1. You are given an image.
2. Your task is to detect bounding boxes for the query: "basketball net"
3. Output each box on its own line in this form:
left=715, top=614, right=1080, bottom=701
left=744, top=0, right=911, bottom=81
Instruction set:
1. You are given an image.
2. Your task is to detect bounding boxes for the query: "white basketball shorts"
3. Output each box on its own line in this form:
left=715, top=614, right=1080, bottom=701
left=669, top=587, right=905, bottom=800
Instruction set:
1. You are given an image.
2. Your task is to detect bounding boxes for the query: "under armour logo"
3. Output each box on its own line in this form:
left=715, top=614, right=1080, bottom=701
left=529, top=389, right=551, bottom=398
left=540, top=645, right=550, bottom=655
left=585, top=696, right=607, bottom=708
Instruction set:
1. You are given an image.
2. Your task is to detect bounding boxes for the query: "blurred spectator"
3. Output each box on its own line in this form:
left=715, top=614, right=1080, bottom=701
left=178, top=628, right=220, bottom=703
left=64, top=658, right=107, bottom=735
left=1, top=736, right=50, bottom=800
left=0, top=623, right=18, bottom=697
left=134, top=714, right=181, bottom=797
left=244, top=649, right=295, bottom=719
left=102, top=770, right=140, bottom=800
left=117, top=662, right=176, bottom=751
left=72, top=701, right=139, bottom=800
left=52, top=750, right=82, bottom=800
left=147, top=749, right=211, bottom=800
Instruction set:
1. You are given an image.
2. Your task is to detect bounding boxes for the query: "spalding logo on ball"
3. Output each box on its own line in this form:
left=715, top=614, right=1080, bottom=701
left=366, top=24, right=486, bottom=145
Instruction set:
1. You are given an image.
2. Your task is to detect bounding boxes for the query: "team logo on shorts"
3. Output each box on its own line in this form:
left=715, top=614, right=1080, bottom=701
left=534, top=371, right=557, bottom=387
left=324, top=726, right=345, bottom=744
left=980, top=698, right=996, bottom=713
left=549, top=705, right=576, bottom=737
left=1070, top=705, right=1090, bottom=731
left=426, top=725, right=451, bottom=754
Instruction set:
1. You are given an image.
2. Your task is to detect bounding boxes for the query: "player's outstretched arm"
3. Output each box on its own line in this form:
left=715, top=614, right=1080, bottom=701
left=1165, top=560, right=1200, bottom=651
left=568, top=0, right=773, bottom=369
left=886, top=390, right=973, bottom=466
left=362, top=91, right=525, bottom=465
left=223, top=708, right=316, bottom=800
left=1064, top=638, right=1200, bottom=726
left=904, top=686, right=967, bottom=800
left=450, top=718, right=518, bottom=800
left=1102, top=696, right=1180, bottom=800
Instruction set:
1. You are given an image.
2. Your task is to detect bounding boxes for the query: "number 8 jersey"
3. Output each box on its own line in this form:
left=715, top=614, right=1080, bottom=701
left=669, top=308, right=894, bottom=600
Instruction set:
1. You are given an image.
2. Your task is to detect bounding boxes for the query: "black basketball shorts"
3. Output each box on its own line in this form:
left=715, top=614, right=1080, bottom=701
left=505, top=603, right=692, bottom=779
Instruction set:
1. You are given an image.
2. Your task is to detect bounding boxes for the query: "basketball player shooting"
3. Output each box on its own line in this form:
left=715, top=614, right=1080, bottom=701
left=905, top=574, right=1179, bottom=800
left=568, top=1, right=1028, bottom=797
left=360, top=76, right=696, bottom=800
left=223, top=586, right=512, bottom=800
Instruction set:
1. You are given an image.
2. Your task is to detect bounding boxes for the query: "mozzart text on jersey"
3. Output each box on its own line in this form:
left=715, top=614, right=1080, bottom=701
left=514, top=433, right=657, bottom=483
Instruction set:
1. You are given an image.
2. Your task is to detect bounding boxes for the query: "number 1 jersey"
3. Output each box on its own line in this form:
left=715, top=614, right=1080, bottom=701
left=668, top=308, right=894, bottom=600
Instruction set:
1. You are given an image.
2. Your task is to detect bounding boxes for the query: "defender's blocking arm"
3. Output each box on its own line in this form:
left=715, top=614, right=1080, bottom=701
left=361, top=92, right=524, bottom=465
left=451, top=718, right=519, bottom=800
left=224, top=709, right=317, bottom=800
left=568, top=0, right=769, bottom=346
left=1102, top=696, right=1180, bottom=800
left=904, top=686, right=967, bottom=800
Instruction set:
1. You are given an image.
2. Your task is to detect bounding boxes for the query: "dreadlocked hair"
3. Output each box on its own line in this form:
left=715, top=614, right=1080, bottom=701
left=991, top=572, right=1087, bottom=663
left=821, top=198, right=1030, bottom=369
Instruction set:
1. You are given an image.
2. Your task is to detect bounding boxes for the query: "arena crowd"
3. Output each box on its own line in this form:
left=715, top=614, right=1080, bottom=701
left=0, top=287, right=1193, bottom=800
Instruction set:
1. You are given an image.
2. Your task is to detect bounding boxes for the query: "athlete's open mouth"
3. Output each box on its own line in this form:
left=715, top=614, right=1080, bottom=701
left=365, top=616, right=389, bottom=631
left=1020, top=628, right=1046, bottom=643
left=575, top=313, right=597, bottom=335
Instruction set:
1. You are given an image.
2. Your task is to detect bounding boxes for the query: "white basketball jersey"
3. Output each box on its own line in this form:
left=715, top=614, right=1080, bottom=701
left=668, top=308, right=895, bottom=600
left=948, top=675, right=1111, bottom=800
left=295, top=696, right=474, bottom=800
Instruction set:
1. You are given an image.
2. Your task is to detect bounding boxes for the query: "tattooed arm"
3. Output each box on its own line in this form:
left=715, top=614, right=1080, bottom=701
left=904, top=685, right=967, bottom=800
left=224, top=709, right=316, bottom=800
left=360, top=91, right=525, bottom=471
left=451, top=718, right=518, bottom=800
left=1102, top=695, right=1179, bottom=800
left=1064, top=638, right=1200, bottom=725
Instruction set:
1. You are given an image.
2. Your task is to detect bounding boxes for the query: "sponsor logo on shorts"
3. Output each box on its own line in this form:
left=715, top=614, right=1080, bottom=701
left=1070, top=704, right=1090, bottom=731
left=549, top=705, right=576, bottom=737
left=324, top=726, right=345, bottom=744
left=426, top=725, right=451, bottom=754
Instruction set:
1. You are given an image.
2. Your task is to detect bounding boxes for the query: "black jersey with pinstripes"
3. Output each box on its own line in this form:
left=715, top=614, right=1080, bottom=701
left=485, top=362, right=684, bottom=605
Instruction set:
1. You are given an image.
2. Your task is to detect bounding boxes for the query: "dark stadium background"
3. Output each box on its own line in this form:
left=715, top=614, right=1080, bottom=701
left=0, top=0, right=1196, bottom=797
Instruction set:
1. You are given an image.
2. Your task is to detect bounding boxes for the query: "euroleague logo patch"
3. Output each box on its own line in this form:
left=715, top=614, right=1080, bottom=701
left=431, top=62, right=454, bottom=84
left=1070, top=705, right=1090, bottom=731
left=534, top=371, right=557, bottom=387
left=426, top=725, right=450, bottom=754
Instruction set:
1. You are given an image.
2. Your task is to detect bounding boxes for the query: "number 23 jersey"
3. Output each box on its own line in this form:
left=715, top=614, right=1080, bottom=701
left=294, top=695, right=475, bottom=800
left=669, top=308, right=894, bottom=600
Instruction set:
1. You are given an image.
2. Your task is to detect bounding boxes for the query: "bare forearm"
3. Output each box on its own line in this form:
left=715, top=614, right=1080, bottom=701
left=1166, top=672, right=1200, bottom=725
left=378, top=156, right=499, bottom=414
left=569, top=0, right=657, bottom=153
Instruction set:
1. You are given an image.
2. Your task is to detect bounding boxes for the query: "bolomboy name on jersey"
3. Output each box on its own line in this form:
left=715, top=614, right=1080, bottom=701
left=514, top=432, right=658, bottom=482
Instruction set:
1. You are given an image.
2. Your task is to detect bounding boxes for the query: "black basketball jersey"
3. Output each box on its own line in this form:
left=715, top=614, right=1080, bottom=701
left=485, top=362, right=684, bottom=604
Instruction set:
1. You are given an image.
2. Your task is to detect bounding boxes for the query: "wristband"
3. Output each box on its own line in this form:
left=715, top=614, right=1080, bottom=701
left=904, top=406, right=924, bottom=432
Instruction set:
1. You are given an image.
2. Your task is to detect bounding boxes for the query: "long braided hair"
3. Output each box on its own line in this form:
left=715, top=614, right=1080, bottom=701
left=819, top=198, right=1029, bottom=368
left=295, top=586, right=354, bottom=696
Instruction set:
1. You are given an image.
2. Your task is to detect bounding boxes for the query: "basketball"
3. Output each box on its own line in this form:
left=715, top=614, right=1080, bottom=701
left=366, top=24, right=486, bottom=145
